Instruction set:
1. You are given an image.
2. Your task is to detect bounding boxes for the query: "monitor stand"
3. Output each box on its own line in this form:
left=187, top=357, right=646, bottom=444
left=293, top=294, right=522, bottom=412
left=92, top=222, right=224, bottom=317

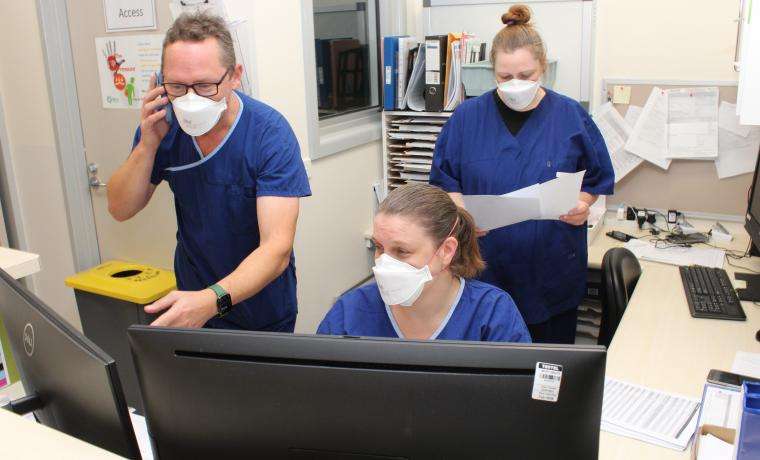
left=0, top=393, right=42, bottom=415
left=735, top=272, right=760, bottom=343
left=736, top=273, right=760, bottom=302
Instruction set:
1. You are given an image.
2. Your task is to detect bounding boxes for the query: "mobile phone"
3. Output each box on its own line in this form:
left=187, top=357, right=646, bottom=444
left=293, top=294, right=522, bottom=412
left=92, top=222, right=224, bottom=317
left=154, top=71, right=173, bottom=124
left=606, top=230, right=634, bottom=242
left=707, top=369, right=760, bottom=389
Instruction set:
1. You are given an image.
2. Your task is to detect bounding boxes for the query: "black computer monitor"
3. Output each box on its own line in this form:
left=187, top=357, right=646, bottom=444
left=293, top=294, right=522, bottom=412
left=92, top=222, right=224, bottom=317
left=128, top=326, right=606, bottom=459
left=741, top=143, right=760, bottom=301
left=0, top=269, right=140, bottom=459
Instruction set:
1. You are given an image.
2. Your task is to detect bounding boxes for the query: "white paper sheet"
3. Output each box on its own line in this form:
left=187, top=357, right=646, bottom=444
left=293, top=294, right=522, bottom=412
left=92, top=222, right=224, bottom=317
left=715, top=127, right=760, bottom=179
left=624, top=105, right=643, bottom=128
left=696, top=434, right=734, bottom=460
left=732, top=351, right=760, bottom=379
left=719, top=101, right=752, bottom=137
left=405, top=141, right=436, bottom=149
left=462, top=171, right=585, bottom=230
left=593, top=102, right=643, bottom=182
left=391, top=124, right=443, bottom=133
left=462, top=194, right=541, bottom=231
left=624, top=239, right=725, bottom=269
left=601, top=378, right=701, bottom=451
left=666, top=87, right=719, bottom=159
left=406, top=43, right=427, bottom=112
left=698, top=383, right=743, bottom=430
left=444, top=40, right=463, bottom=111
left=625, top=87, right=672, bottom=170
left=539, top=170, right=586, bottom=219
left=129, top=408, right=154, bottom=460
left=388, top=132, right=437, bottom=141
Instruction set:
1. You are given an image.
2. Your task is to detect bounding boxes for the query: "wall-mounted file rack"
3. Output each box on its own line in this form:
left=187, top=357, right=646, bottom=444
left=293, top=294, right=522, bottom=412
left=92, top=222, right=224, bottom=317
left=382, top=111, right=452, bottom=193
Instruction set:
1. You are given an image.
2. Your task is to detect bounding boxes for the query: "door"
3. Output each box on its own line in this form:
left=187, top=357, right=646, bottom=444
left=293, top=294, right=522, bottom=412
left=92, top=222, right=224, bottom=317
left=64, top=0, right=176, bottom=270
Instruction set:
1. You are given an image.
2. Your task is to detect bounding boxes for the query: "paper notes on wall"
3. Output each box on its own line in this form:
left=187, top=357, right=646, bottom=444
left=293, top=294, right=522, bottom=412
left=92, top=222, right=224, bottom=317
left=715, top=101, right=760, bottom=179
left=593, top=102, right=643, bottom=182
left=597, top=86, right=759, bottom=180
left=623, top=87, right=672, bottom=170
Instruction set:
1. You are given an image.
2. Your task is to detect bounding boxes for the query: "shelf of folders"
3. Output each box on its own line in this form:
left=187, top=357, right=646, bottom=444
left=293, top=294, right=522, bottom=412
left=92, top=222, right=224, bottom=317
left=383, top=34, right=488, bottom=113
left=382, top=111, right=452, bottom=192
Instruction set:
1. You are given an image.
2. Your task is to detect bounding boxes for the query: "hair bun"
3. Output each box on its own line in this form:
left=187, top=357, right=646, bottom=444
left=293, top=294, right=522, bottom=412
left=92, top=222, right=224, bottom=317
left=501, top=4, right=531, bottom=26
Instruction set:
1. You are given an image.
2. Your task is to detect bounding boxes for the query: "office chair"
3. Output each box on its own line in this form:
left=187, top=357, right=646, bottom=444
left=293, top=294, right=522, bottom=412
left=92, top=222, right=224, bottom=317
left=598, top=248, right=642, bottom=348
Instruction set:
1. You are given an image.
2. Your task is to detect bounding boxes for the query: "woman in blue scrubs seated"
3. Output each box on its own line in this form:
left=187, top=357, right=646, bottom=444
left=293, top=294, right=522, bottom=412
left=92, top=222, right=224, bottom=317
left=318, top=184, right=530, bottom=343
left=430, top=5, right=614, bottom=344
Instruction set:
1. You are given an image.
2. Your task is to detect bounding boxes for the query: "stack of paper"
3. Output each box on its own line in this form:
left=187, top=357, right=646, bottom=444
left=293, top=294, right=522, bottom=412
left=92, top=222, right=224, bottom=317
left=624, top=239, right=725, bottom=269
left=462, top=171, right=585, bottom=230
left=386, top=115, right=449, bottom=189
left=601, top=378, right=701, bottom=451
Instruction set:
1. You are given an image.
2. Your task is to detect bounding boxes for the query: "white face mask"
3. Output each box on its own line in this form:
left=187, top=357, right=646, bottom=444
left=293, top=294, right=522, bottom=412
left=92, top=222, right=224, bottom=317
left=372, top=253, right=434, bottom=307
left=496, top=78, right=540, bottom=111
left=172, top=91, right=227, bottom=136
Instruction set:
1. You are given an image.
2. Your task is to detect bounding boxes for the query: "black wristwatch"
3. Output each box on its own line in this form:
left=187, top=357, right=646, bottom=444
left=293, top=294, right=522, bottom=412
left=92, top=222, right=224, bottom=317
left=209, top=283, right=232, bottom=317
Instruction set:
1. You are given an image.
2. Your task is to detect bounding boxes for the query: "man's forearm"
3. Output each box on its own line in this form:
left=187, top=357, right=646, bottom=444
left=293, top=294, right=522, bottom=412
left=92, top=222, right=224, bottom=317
left=214, top=240, right=293, bottom=307
left=107, top=143, right=157, bottom=221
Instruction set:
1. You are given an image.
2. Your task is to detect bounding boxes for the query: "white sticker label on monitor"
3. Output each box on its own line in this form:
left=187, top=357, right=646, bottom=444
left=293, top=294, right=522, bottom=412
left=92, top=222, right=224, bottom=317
left=532, top=362, right=563, bottom=402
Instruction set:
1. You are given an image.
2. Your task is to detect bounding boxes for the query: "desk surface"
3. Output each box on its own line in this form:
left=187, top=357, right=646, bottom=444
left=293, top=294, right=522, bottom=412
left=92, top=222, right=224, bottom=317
left=0, top=404, right=124, bottom=459
left=594, top=216, right=760, bottom=459
left=0, top=246, right=40, bottom=279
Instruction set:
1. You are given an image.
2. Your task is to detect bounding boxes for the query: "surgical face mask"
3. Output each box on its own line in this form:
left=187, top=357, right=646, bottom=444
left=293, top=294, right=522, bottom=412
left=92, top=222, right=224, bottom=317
left=172, top=91, right=227, bottom=136
left=372, top=253, right=434, bottom=307
left=496, top=78, right=540, bottom=111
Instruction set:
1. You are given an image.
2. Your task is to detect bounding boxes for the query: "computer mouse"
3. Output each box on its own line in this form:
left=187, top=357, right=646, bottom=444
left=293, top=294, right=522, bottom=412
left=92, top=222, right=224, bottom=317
left=756, top=329, right=760, bottom=342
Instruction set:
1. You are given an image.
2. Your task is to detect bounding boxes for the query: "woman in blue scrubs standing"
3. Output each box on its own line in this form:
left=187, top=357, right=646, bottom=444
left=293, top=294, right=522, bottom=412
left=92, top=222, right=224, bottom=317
left=430, top=5, right=614, bottom=343
left=318, top=183, right=530, bottom=343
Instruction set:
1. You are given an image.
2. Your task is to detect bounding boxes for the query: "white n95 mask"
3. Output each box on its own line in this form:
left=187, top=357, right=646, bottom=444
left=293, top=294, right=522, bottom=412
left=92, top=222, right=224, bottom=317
left=372, top=253, right=433, bottom=307
left=172, top=91, right=227, bottom=136
left=496, top=79, right=540, bottom=111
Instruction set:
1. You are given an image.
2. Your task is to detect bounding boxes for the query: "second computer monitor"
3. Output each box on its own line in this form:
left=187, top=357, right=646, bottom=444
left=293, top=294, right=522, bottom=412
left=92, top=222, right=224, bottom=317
left=128, top=327, right=606, bottom=459
left=0, top=269, right=140, bottom=459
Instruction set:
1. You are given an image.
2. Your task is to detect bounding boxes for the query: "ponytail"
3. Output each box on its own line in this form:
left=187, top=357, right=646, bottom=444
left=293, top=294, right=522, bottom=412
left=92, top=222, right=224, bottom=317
left=449, top=206, right=486, bottom=278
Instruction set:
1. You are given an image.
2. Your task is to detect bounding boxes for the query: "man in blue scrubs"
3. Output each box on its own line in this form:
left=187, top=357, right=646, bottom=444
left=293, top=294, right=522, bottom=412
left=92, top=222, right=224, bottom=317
left=107, top=13, right=310, bottom=331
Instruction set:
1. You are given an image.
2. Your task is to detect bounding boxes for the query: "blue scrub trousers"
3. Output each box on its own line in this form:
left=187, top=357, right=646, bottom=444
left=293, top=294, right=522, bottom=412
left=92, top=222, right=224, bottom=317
left=526, top=307, right=578, bottom=344
left=206, top=312, right=297, bottom=332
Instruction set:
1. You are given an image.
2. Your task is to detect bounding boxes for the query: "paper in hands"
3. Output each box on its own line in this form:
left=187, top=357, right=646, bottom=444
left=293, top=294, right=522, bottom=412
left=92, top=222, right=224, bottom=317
left=463, top=171, right=586, bottom=231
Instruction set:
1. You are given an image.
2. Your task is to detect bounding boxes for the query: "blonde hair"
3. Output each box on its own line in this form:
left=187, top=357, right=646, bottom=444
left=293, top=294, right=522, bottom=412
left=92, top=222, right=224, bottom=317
left=490, top=4, right=547, bottom=71
left=379, top=184, right=485, bottom=278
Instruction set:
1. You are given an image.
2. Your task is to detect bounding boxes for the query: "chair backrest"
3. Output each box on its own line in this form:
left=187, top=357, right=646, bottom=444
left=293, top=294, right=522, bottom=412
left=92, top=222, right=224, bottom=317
left=598, top=247, right=642, bottom=348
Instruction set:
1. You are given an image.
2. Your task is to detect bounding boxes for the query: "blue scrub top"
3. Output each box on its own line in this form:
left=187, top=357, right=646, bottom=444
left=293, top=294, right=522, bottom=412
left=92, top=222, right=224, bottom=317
left=430, top=89, right=614, bottom=325
left=132, top=91, right=311, bottom=330
left=317, top=278, right=531, bottom=343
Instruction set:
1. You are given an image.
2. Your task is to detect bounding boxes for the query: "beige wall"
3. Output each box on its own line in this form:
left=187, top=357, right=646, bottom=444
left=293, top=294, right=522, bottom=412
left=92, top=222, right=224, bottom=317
left=0, top=2, right=80, bottom=327
left=592, top=0, right=739, bottom=107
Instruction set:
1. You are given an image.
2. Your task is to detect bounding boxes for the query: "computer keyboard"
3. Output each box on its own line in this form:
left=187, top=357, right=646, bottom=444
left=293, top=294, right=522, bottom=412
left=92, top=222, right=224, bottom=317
left=679, top=265, right=746, bottom=321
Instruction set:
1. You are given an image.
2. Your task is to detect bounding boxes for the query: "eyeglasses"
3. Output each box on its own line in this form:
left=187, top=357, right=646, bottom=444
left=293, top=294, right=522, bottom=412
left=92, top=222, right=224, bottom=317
left=162, top=69, right=230, bottom=97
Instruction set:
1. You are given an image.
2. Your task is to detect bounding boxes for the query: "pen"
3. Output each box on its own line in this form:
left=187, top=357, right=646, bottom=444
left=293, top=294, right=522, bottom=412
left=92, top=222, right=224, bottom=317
left=674, top=403, right=699, bottom=439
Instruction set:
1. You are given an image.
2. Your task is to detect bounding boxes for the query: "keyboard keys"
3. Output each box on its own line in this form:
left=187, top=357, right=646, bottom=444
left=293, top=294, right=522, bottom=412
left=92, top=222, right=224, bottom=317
left=680, top=265, right=746, bottom=321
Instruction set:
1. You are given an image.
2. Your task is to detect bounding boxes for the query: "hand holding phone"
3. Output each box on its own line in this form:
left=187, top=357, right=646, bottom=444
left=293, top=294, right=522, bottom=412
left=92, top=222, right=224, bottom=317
left=137, top=73, right=171, bottom=152
left=154, top=72, right=173, bottom=124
